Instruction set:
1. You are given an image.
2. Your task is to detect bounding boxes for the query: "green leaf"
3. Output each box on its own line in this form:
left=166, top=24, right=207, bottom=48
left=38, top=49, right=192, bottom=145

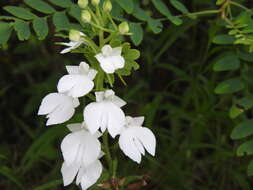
left=48, top=0, right=73, bottom=8
left=130, top=23, right=143, bottom=46
left=238, top=51, right=253, bottom=62
left=132, top=6, right=150, bottom=21
left=229, top=95, right=253, bottom=119
left=170, top=0, right=189, bottom=14
left=33, top=17, right=48, bottom=40
left=53, top=12, right=70, bottom=31
left=231, top=120, right=253, bottom=140
left=115, top=0, right=134, bottom=14
left=68, top=5, right=82, bottom=22
left=148, top=19, right=163, bottom=34
left=229, top=105, right=244, bottom=119
left=213, top=55, right=240, bottom=71
left=24, top=0, right=56, bottom=14
left=14, top=20, right=31, bottom=41
left=3, top=6, right=37, bottom=20
left=33, top=179, right=62, bottom=190
left=213, top=34, right=235, bottom=44
left=214, top=78, right=245, bottom=94
left=237, top=140, right=253, bottom=156
left=0, top=166, right=24, bottom=189
left=247, top=160, right=253, bottom=176
left=125, top=49, right=140, bottom=60
left=0, top=22, right=13, bottom=44
left=151, top=0, right=182, bottom=25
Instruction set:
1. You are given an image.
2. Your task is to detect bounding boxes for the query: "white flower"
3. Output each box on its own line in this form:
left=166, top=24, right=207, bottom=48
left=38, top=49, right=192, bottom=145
left=83, top=89, right=126, bottom=138
left=38, top=93, right=79, bottom=126
left=61, top=122, right=101, bottom=166
left=95, top=45, right=125, bottom=74
left=60, top=32, right=86, bottom=54
left=61, top=160, right=102, bottom=190
left=57, top=62, right=97, bottom=98
left=61, top=123, right=102, bottom=190
left=119, top=116, right=156, bottom=164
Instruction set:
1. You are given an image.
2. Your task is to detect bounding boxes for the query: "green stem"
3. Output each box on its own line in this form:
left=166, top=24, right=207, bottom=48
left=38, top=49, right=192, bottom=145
left=90, top=22, right=114, bottom=33
left=106, top=12, right=118, bottom=30
left=178, top=9, right=221, bottom=18
left=102, top=131, right=113, bottom=175
left=229, top=1, right=251, bottom=11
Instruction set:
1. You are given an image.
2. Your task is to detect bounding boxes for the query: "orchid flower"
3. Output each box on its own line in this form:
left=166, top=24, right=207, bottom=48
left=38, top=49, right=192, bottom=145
left=95, top=45, right=125, bottom=74
left=60, top=32, right=86, bottom=54
left=57, top=62, right=97, bottom=98
left=119, top=116, right=156, bottom=164
left=61, top=123, right=102, bottom=189
left=38, top=93, right=79, bottom=126
left=83, top=89, right=126, bottom=138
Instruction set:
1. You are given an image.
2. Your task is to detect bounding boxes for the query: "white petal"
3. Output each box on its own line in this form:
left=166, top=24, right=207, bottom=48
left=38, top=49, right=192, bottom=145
left=135, top=127, right=156, bottom=156
left=83, top=102, right=104, bottom=134
left=107, top=102, right=126, bottom=138
left=87, top=69, right=97, bottom=80
left=112, top=95, right=126, bottom=107
left=134, top=139, right=145, bottom=155
left=101, top=45, right=113, bottom=55
left=46, top=102, right=75, bottom=125
left=81, top=132, right=101, bottom=166
left=60, top=47, right=73, bottom=54
left=77, top=160, right=103, bottom=190
left=79, top=62, right=90, bottom=74
left=95, top=91, right=105, bottom=102
left=66, top=65, right=80, bottom=75
left=111, top=55, right=125, bottom=69
left=95, top=55, right=115, bottom=74
left=73, top=98, right=80, bottom=108
left=112, top=47, right=122, bottom=56
left=61, top=132, right=82, bottom=165
left=57, top=75, right=94, bottom=98
left=61, top=162, right=80, bottom=186
left=132, top=116, right=145, bottom=126
left=119, top=129, right=142, bottom=163
left=67, top=123, right=83, bottom=132
left=38, top=93, right=60, bottom=115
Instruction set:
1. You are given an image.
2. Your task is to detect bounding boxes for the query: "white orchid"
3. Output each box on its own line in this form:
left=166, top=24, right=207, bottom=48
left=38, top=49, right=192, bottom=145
left=83, top=89, right=126, bottom=138
left=60, top=32, right=86, bottom=54
left=95, top=45, right=125, bottom=74
left=61, top=123, right=103, bottom=190
left=119, top=116, right=156, bottom=164
left=57, top=62, right=97, bottom=98
left=38, top=93, right=79, bottom=126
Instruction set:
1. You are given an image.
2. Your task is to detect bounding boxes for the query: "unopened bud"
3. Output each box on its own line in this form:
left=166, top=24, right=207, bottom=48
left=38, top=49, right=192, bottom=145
left=78, top=0, right=88, bottom=9
left=103, top=0, right=112, bottom=12
left=119, top=22, right=129, bottom=34
left=91, top=0, right=100, bottom=6
left=81, top=10, right=91, bottom=23
left=69, top=30, right=81, bottom=42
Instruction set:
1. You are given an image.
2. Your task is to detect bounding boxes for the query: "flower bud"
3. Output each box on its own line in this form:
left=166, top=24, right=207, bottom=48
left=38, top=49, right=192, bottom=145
left=81, top=10, right=91, bottom=23
left=78, top=0, right=88, bottom=9
left=91, top=0, right=100, bottom=6
left=69, top=30, right=81, bottom=42
left=118, top=22, right=129, bottom=34
left=103, top=0, right=112, bottom=12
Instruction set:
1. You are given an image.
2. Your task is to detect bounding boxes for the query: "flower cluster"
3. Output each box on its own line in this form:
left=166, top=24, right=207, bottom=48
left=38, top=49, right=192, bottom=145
left=38, top=1, right=156, bottom=189
left=38, top=44, right=156, bottom=189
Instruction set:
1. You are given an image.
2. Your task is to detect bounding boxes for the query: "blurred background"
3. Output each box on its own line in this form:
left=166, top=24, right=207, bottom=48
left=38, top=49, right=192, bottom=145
left=1, top=0, right=253, bottom=189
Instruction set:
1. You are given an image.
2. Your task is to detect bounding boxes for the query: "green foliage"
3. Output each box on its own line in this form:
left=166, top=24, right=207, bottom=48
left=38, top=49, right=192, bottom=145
left=33, top=17, right=49, bottom=40
left=24, top=0, right=56, bottom=14
left=14, top=20, right=31, bottom=41
left=214, top=78, right=245, bottom=94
